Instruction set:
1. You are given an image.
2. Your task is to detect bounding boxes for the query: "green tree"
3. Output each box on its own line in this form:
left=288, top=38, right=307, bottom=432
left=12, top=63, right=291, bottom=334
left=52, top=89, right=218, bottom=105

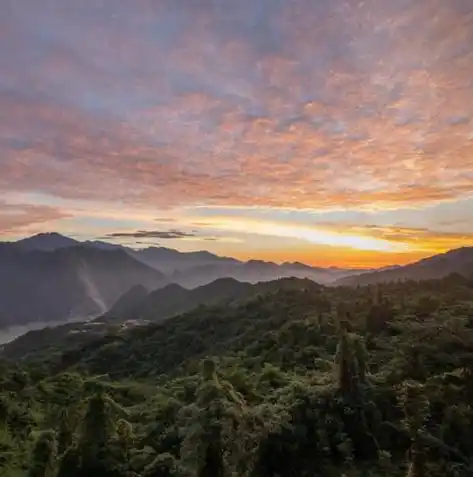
left=334, top=331, right=359, bottom=396
left=401, top=381, right=429, bottom=477
left=143, top=453, right=179, bottom=477
left=28, top=430, right=57, bottom=477
left=56, top=405, right=82, bottom=456
left=352, top=335, right=368, bottom=384
left=77, top=390, right=127, bottom=476
left=56, top=446, right=81, bottom=477
left=115, top=418, right=134, bottom=462
left=180, top=358, right=251, bottom=477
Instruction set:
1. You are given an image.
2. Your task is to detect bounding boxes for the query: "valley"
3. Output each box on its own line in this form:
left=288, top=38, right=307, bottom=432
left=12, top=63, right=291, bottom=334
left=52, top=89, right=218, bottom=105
left=1, top=270, right=473, bottom=476
left=2, top=233, right=473, bottom=332
left=0, top=317, right=89, bottom=346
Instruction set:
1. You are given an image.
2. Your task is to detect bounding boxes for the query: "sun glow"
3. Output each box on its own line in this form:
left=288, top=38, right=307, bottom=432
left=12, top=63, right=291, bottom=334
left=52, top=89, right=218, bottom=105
left=197, top=217, right=410, bottom=252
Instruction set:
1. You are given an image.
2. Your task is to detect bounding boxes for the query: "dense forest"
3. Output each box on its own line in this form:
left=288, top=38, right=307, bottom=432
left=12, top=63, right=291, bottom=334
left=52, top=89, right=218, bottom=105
left=1, top=275, right=473, bottom=476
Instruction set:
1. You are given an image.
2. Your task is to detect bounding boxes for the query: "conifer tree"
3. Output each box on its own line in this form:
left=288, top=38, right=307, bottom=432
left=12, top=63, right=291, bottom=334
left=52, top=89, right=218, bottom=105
left=56, top=446, right=81, bottom=477
left=180, top=358, right=248, bottom=477
left=77, top=390, right=127, bottom=476
left=56, top=406, right=80, bottom=456
left=334, top=331, right=359, bottom=397
left=80, top=392, right=110, bottom=467
left=353, top=336, right=368, bottom=384
left=401, top=381, right=430, bottom=477
left=335, top=330, right=379, bottom=459
left=28, top=430, right=57, bottom=477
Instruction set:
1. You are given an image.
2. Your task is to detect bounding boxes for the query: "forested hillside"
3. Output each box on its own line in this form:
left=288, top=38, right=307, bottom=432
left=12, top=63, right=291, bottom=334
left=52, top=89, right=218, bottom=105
left=103, top=277, right=320, bottom=323
left=1, top=275, right=473, bottom=476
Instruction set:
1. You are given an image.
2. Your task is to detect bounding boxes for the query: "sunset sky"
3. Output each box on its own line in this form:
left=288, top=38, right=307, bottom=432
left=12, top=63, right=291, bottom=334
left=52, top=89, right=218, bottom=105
left=1, top=0, right=473, bottom=268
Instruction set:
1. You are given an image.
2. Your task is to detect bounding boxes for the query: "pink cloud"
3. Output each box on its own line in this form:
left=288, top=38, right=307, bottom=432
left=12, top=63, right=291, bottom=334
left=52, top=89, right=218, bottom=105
left=0, top=202, right=70, bottom=234
left=1, top=0, right=473, bottom=222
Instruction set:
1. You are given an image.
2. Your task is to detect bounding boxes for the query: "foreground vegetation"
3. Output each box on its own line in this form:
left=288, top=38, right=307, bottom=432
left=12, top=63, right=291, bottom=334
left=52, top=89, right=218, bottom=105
left=1, top=275, right=473, bottom=476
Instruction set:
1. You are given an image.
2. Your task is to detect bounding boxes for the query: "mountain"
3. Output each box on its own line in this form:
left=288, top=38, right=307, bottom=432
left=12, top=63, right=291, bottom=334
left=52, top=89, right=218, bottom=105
left=337, top=247, right=473, bottom=286
left=0, top=233, right=370, bottom=330
left=12, top=232, right=79, bottom=252
left=5, top=233, right=368, bottom=287
left=84, top=240, right=127, bottom=251
left=104, top=278, right=254, bottom=322
left=100, top=284, right=149, bottom=321
left=2, top=277, right=323, bottom=360
left=0, top=245, right=167, bottom=328
left=130, top=246, right=239, bottom=273
left=103, top=277, right=321, bottom=323
left=170, top=259, right=365, bottom=288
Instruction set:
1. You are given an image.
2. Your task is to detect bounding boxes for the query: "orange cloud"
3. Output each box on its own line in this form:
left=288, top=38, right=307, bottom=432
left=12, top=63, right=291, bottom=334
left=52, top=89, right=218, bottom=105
left=311, top=223, right=473, bottom=254
left=3, top=88, right=472, bottom=213
left=0, top=202, right=70, bottom=235
left=1, top=0, right=473, bottom=258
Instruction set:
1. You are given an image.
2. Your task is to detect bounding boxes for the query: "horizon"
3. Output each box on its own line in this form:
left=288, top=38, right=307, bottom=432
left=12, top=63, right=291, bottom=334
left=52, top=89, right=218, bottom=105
left=2, top=230, right=466, bottom=271
left=2, top=1, right=473, bottom=268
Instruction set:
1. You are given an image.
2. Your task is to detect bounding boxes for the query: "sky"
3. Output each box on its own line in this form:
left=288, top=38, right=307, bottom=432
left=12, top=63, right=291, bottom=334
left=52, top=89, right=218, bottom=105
left=1, top=0, right=473, bottom=268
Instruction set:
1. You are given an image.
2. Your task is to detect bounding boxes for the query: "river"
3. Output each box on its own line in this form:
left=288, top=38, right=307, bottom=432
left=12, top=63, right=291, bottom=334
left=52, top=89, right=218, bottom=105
left=0, top=317, right=89, bottom=345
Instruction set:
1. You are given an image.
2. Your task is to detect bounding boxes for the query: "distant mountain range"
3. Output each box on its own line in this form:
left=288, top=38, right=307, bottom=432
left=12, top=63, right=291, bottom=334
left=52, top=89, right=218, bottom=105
left=1, top=232, right=472, bottom=329
left=337, top=247, right=473, bottom=286
left=12, top=233, right=367, bottom=282
left=0, top=232, right=362, bottom=328
left=0, top=241, right=167, bottom=327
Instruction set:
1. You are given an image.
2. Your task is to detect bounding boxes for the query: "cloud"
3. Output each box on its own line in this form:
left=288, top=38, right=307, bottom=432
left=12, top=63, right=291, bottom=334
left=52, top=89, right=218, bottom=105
left=1, top=0, right=473, bottom=264
left=0, top=202, right=70, bottom=234
left=1, top=0, right=473, bottom=215
left=312, top=223, right=473, bottom=253
left=181, top=216, right=409, bottom=252
left=102, top=230, right=197, bottom=240
left=182, top=212, right=473, bottom=255
left=135, top=241, right=161, bottom=246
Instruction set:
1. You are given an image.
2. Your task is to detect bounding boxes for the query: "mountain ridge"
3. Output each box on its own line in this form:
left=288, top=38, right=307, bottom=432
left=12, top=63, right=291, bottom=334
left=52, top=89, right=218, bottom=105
left=0, top=233, right=359, bottom=330
left=3, top=232, right=369, bottom=285
left=3, top=233, right=473, bottom=331
left=103, top=276, right=323, bottom=324
left=5, top=232, right=365, bottom=273
left=0, top=244, right=167, bottom=328
left=103, top=277, right=255, bottom=323
left=337, top=246, right=473, bottom=286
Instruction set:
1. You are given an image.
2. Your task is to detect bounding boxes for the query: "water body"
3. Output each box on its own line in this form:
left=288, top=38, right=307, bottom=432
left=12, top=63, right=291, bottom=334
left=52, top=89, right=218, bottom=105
left=0, top=317, right=89, bottom=345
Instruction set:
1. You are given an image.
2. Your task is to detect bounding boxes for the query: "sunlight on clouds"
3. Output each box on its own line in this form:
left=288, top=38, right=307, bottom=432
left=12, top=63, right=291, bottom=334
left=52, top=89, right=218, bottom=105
left=1, top=0, right=473, bottom=266
left=194, top=217, right=409, bottom=253
left=2, top=0, right=473, bottom=214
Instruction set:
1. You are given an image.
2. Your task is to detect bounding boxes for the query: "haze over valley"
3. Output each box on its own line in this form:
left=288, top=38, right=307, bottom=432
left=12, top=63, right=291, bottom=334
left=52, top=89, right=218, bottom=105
left=1, top=232, right=473, bottom=336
